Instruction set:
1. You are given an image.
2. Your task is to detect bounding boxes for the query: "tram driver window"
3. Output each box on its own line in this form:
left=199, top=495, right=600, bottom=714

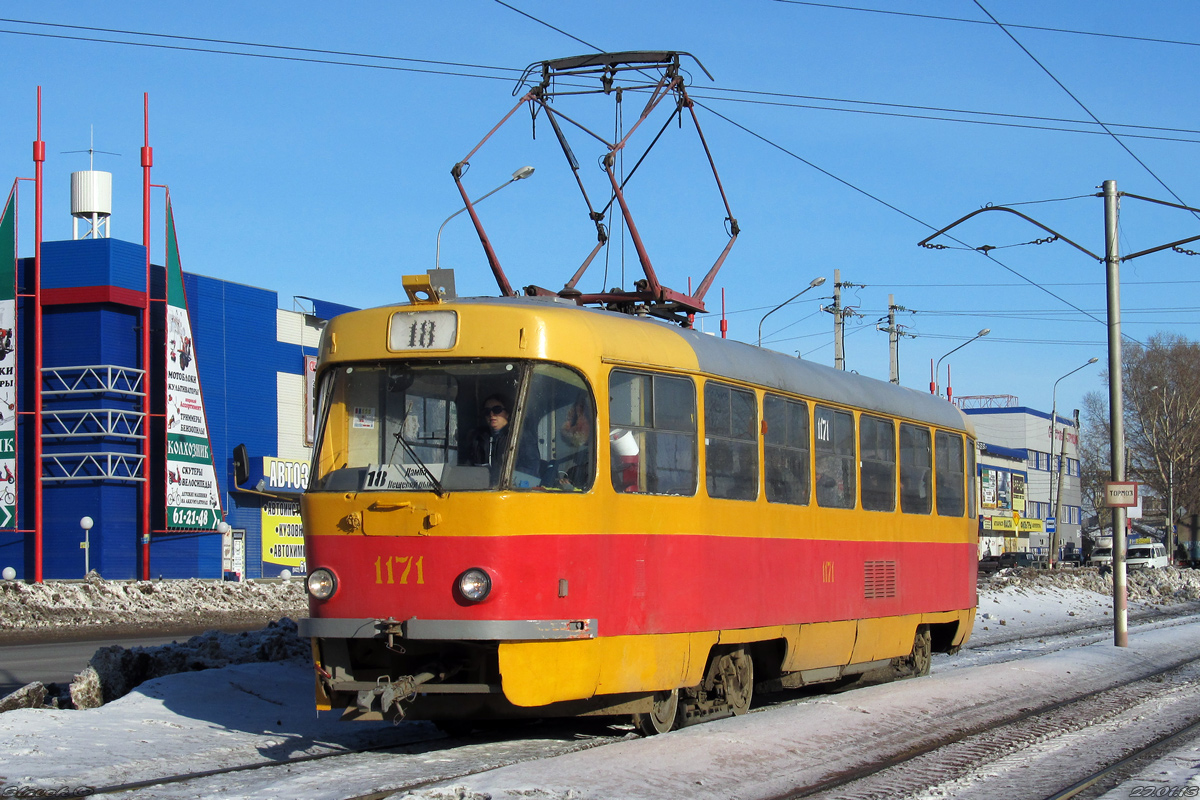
left=815, top=405, right=856, bottom=509
left=859, top=415, right=895, bottom=512
left=520, top=364, right=597, bottom=492
left=764, top=394, right=810, bottom=505
left=935, top=431, right=966, bottom=516
left=609, top=370, right=697, bottom=496
left=899, top=423, right=932, bottom=515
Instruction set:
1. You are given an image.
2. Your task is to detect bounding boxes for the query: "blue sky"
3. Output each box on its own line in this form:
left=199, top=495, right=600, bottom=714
left=2, top=1, right=1198, bottom=417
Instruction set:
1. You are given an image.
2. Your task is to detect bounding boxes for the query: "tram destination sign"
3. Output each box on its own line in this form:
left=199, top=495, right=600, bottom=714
left=1104, top=481, right=1139, bottom=507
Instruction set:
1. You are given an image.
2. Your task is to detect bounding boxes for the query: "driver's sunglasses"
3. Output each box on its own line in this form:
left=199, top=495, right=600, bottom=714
left=484, top=405, right=507, bottom=415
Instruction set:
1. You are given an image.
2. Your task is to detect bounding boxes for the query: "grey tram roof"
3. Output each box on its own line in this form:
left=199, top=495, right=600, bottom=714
left=675, top=325, right=970, bottom=434
left=378, top=295, right=970, bottom=434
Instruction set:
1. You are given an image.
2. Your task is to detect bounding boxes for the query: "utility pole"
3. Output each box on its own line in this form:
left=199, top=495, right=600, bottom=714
left=876, top=294, right=915, bottom=384
left=1103, top=179, right=1129, bottom=648
left=823, top=269, right=864, bottom=371
left=832, top=269, right=845, bottom=370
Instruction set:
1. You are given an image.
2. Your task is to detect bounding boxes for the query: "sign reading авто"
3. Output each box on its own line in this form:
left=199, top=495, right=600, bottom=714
left=165, top=201, right=223, bottom=530
left=0, top=190, right=15, bottom=530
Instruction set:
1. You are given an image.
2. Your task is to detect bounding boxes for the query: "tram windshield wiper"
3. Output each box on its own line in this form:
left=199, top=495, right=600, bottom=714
left=389, top=431, right=447, bottom=497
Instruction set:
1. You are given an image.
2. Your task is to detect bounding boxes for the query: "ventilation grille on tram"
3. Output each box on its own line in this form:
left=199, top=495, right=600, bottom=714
left=863, top=560, right=897, bottom=599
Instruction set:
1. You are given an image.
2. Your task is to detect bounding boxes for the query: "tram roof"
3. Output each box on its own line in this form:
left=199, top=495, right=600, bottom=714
left=425, top=297, right=970, bottom=434
left=675, top=325, right=970, bottom=433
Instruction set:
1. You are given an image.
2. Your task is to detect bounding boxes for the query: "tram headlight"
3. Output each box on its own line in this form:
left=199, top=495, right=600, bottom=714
left=457, top=568, right=492, bottom=603
left=307, top=568, right=338, bottom=600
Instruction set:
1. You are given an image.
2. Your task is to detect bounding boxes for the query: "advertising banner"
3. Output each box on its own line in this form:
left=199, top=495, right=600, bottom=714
left=260, top=457, right=308, bottom=575
left=0, top=190, right=15, bottom=529
left=165, top=201, right=224, bottom=530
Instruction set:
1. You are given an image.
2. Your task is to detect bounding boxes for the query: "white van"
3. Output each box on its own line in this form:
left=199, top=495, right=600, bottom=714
left=1089, top=547, right=1112, bottom=567
left=1127, top=543, right=1169, bottom=570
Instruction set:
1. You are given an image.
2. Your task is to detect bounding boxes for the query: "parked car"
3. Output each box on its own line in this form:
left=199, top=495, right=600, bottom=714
left=978, top=554, right=1003, bottom=575
left=1127, top=543, right=1169, bottom=570
left=998, top=552, right=1046, bottom=570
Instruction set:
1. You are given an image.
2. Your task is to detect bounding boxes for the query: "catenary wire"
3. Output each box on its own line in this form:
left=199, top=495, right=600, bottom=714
left=973, top=0, right=1196, bottom=216
left=772, top=1, right=1200, bottom=51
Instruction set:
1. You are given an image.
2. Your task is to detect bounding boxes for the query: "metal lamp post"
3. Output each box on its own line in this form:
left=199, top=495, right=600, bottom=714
left=757, top=276, right=827, bottom=348
left=1048, top=357, right=1099, bottom=566
left=80, top=516, right=93, bottom=577
left=932, top=328, right=990, bottom=397
left=435, top=166, right=534, bottom=270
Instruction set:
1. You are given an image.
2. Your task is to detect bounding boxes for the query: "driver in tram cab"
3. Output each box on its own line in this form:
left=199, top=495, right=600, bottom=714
left=470, top=393, right=540, bottom=485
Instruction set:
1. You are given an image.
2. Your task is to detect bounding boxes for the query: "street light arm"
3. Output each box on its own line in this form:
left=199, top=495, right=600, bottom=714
left=933, top=329, right=990, bottom=393
left=436, top=166, right=535, bottom=271
left=757, top=277, right=826, bottom=347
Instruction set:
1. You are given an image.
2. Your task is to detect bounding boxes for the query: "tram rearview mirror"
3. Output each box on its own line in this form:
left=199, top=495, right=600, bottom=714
left=233, top=444, right=250, bottom=487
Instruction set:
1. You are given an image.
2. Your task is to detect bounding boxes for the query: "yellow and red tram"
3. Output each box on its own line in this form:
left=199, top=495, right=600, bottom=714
left=299, top=277, right=977, bottom=734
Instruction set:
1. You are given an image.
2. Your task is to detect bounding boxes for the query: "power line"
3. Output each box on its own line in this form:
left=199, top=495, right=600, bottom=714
left=5, top=15, right=1196, bottom=147
left=0, top=16, right=522, bottom=75
left=0, top=25, right=518, bottom=82
left=491, top=0, right=604, bottom=53
left=772, top=1, right=1200, bottom=51
left=693, top=87, right=1200, bottom=142
left=973, top=0, right=1195, bottom=214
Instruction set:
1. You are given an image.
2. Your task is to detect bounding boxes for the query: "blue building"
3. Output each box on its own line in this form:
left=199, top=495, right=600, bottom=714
left=0, top=209, right=352, bottom=581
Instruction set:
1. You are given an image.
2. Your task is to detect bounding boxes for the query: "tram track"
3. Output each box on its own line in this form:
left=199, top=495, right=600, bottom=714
left=88, top=721, right=631, bottom=799
left=777, top=652, right=1200, bottom=800
left=47, top=604, right=1200, bottom=799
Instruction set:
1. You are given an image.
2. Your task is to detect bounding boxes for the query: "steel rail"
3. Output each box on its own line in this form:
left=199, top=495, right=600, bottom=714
left=1043, top=715, right=1200, bottom=799
left=773, top=651, right=1200, bottom=799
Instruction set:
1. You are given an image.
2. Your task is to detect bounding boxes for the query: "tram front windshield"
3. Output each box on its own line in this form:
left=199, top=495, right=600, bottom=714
left=311, top=361, right=596, bottom=493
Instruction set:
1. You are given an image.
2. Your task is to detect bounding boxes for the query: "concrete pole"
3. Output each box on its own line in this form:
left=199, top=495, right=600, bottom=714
left=888, top=294, right=899, bottom=384
left=833, top=269, right=845, bottom=371
left=1103, top=179, right=1129, bottom=648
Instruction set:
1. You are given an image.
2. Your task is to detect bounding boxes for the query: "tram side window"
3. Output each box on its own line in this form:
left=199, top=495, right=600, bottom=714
left=936, top=431, right=966, bottom=516
left=859, top=415, right=895, bottom=512
left=899, top=423, right=932, bottom=515
left=815, top=405, right=856, bottom=509
left=764, top=394, right=810, bottom=505
left=609, top=371, right=697, bottom=496
left=704, top=382, right=758, bottom=501
left=967, top=438, right=977, bottom=517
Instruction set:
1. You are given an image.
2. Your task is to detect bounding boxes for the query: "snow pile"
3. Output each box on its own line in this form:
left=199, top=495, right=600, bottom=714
left=70, top=618, right=310, bottom=709
left=980, top=565, right=1200, bottom=604
left=0, top=572, right=307, bottom=633
left=2, top=618, right=311, bottom=712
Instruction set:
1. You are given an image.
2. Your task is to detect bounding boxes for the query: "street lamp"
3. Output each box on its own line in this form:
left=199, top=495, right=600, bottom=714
left=932, top=328, right=990, bottom=397
left=1048, top=357, right=1099, bottom=566
left=757, top=276, right=826, bottom=348
left=435, top=165, right=535, bottom=269
left=80, top=516, right=93, bottom=577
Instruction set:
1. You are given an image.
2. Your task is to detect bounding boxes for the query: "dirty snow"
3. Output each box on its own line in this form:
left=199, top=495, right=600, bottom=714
left=1, top=567, right=1199, bottom=799
left=0, top=572, right=307, bottom=638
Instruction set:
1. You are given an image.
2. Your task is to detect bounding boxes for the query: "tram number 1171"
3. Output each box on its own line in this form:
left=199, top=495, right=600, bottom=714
left=375, top=555, right=425, bottom=585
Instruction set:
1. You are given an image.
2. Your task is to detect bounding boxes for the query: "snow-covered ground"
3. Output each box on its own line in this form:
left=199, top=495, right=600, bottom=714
left=1, top=568, right=1199, bottom=799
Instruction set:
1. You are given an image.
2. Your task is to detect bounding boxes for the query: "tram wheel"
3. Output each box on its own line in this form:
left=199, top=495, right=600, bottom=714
left=909, top=626, right=932, bottom=677
left=632, top=688, right=679, bottom=735
left=722, top=649, right=754, bottom=715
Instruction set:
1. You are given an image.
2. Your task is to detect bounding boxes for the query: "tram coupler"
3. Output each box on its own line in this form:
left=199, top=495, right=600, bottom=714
left=355, top=669, right=443, bottom=717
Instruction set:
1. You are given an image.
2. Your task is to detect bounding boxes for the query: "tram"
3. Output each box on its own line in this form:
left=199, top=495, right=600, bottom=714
left=298, top=274, right=977, bottom=734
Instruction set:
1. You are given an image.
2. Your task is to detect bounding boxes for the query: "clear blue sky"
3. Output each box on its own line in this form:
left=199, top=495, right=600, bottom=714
left=3, top=1, right=1198, bottom=418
